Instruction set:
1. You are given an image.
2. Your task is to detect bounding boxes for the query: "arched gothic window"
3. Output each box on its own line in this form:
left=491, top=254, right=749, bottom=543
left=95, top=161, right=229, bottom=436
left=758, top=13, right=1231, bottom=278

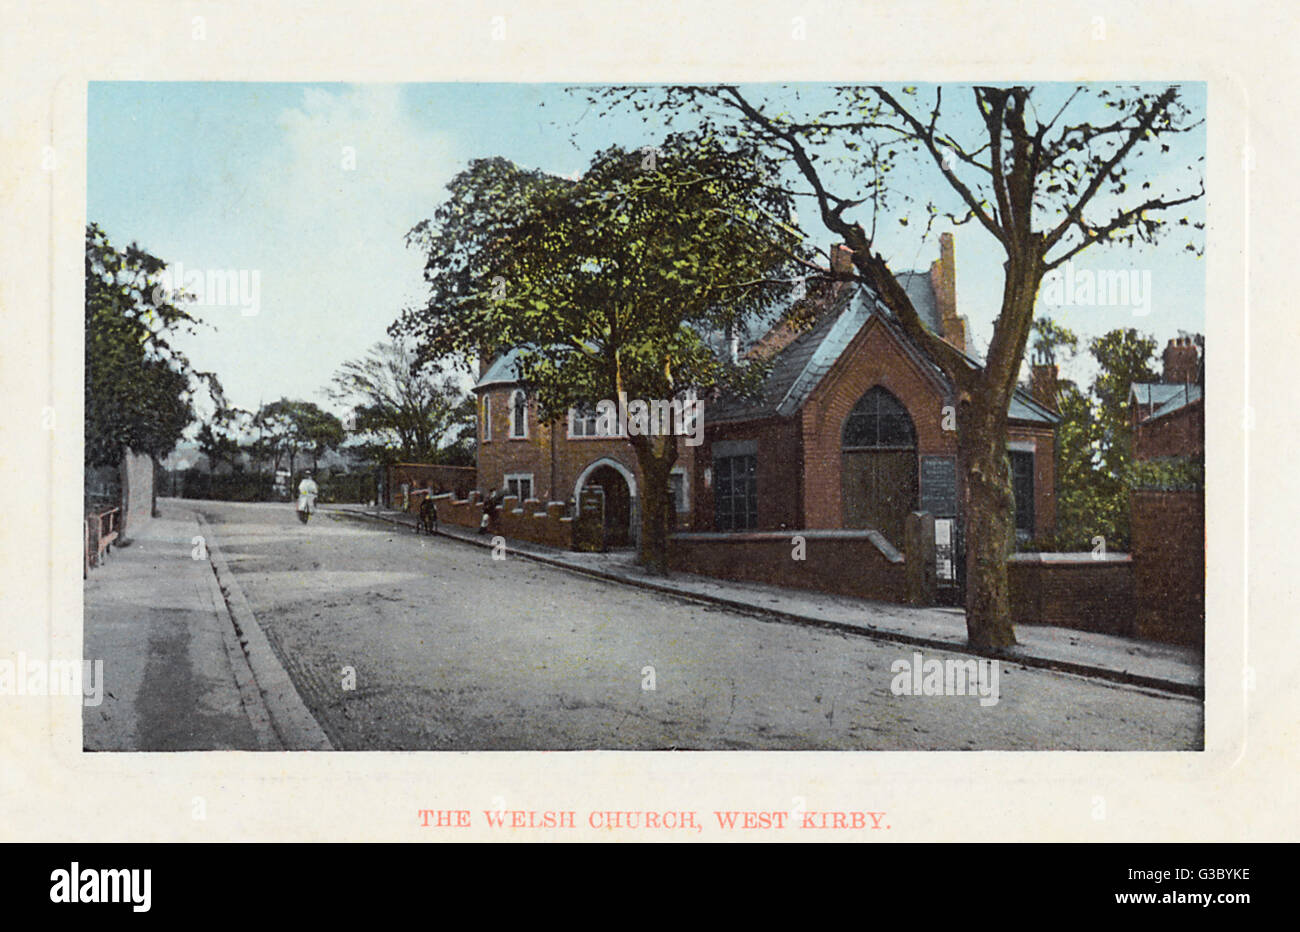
left=842, top=387, right=916, bottom=449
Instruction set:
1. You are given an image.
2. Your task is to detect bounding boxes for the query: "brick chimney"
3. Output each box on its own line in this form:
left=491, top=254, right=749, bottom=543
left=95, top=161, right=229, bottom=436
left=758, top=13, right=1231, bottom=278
left=1029, top=351, right=1059, bottom=412
left=929, top=232, right=968, bottom=354
left=1162, top=336, right=1200, bottom=385
left=830, top=243, right=855, bottom=279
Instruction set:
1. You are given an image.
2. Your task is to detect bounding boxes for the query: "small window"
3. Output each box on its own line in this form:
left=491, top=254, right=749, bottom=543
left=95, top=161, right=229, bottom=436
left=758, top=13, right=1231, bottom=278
left=713, top=455, right=757, bottom=531
left=670, top=469, right=688, bottom=513
left=482, top=395, right=491, bottom=442
left=569, top=404, right=620, bottom=439
left=510, top=390, right=528, bottom=439
left=1010, top=450, right=1035, bottom=538
left=505, top=474, right=533, bottom=501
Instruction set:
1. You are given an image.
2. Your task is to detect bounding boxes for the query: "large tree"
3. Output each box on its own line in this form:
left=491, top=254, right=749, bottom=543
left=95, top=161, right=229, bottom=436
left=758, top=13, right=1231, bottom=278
left=596, top=84, right=1204, bottom=647
left=394, top=134, right=804, bottom=571
left=85, top=223, right=221, bottom=468
left=328, top=340, right=469, bottom=464
left=252, top=399, right=343, bottom=475
left=1054, top=327, right=1160, bottom=550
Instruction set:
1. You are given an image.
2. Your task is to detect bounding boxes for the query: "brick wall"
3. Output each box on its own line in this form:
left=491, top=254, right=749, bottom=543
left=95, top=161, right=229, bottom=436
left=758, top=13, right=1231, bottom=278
left=668, top=529, right=908, bottom=603
left=429, top=491, right=576, bottom=550
left=1134, top=398, right=1204, bottom=460
left=691, top=416, right=803, bottom=531
left=1007, top=554, right=1136, bottom=636
left=477, top=385, right=698, bottom=530
left=800, top=316, right=955, bottom=529
left=1130, top=490, right=1204, bottom=646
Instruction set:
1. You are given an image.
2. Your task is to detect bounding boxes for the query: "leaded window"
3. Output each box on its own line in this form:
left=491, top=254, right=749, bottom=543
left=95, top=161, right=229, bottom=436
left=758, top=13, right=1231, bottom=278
left=842, top=387, right=915, bottom=449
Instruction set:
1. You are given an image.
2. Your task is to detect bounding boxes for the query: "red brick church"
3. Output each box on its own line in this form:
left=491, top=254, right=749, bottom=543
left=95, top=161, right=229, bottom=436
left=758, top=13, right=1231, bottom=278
left=471, top=234, right=1061, bottom=574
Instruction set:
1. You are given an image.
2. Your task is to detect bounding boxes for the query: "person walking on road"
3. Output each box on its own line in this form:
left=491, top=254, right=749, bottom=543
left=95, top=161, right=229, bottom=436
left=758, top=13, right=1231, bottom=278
left=297, top=471, right=319, bottom=524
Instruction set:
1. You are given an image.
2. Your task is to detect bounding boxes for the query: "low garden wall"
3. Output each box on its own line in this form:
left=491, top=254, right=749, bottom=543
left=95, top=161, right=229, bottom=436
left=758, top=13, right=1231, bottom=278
left=1006, top=553, right=1136, bottom=636
left=426, top=491, right=575, bottom=550
left=667, top=529, right=909, bottom=604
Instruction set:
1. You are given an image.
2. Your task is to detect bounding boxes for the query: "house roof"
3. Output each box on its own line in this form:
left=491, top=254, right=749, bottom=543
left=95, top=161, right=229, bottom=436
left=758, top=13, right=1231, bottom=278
left=709, top=281, right=1059, bottom=427
left=1144, top=382, right=1201, bottom=418
left=1129, top=382, right=1187, bottom=407
left=473, top=346, right=531, bottom=391
left=897, top=269, right=942, bottom=334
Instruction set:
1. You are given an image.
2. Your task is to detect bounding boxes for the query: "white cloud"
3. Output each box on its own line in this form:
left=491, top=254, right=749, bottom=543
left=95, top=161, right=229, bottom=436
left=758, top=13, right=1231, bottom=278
left=172, top=85, right=459, bottom=417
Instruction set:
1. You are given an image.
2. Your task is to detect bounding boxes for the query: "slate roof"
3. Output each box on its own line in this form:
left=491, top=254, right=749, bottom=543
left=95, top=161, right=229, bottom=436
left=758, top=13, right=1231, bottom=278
left=1141, top=383, right=1202, bottom=421
left=1129, top=382, right=1187, bottom=407
left=473, top=346, right=531, bottom=391
left=897, top=270, right=942, bottom=334
left=474, top=273, right=1061, bottom=428
left=709, top=281, right=1058, bottom=426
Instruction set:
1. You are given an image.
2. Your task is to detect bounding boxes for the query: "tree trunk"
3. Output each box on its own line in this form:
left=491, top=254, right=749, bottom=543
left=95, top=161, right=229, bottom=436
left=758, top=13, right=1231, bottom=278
left=960, top=404, right=1017, bottom=648
left=630, top=436, right=676, bottom=576
left=958, top=255, right=1040, bottom=650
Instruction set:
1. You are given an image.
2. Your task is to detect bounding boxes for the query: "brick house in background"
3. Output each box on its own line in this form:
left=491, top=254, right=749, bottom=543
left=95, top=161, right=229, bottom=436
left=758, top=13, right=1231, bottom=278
left=1128, top=335, right=1205, bottom=645
left=1130, top=335, right=1204, bottom=461
left=474, top=234, right=1060, bottom=575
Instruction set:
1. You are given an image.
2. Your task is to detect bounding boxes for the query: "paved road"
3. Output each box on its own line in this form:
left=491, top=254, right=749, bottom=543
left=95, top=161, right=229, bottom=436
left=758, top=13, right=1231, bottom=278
left=191, top=499, right=1202, bottom=751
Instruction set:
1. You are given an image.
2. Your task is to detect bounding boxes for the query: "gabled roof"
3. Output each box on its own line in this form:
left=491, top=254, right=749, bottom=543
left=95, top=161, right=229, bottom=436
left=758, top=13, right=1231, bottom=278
left=474, top=346, right=531, bottom=391
left=1149, top=382, right=1206, bottom=418
left=709, top=282, right=1059, bottom=426
left=1130, top=382, right=1187, bottom=408
left=1131, top=380, right=1203, bottom=423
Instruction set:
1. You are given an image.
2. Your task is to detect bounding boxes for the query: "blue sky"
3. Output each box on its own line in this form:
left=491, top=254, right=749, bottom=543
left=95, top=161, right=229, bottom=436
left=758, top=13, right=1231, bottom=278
left=88, top=82, right=1206, bottom=420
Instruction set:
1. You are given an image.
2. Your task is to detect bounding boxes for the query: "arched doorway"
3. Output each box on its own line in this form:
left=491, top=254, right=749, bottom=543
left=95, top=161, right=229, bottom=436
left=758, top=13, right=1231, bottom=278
left=841, top=386, right=918, bottom=547
left=575, top=458, right=637, bottom=549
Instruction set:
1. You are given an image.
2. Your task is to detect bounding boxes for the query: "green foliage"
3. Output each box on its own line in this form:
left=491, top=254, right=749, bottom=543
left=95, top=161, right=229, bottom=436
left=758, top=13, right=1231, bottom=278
left=84, top=223, right=221, bottom=467
left=1051, top=326, right=1165, bottom=550
left=252, top=399, right=344, bottom=472
left=393, top=133, right=808, bottom=417
left=1126, top=456, right=1203, bottom=491
left=329, top=340, right=470, bottom=463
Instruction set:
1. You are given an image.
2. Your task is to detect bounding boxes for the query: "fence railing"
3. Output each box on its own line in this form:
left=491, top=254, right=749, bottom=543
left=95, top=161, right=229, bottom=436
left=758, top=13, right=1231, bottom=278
left=84, top=507, right=120, bottom=576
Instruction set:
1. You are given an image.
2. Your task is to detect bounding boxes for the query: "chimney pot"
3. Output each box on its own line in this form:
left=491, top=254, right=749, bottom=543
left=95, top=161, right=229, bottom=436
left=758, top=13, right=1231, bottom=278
left=831, top=244, right=855, bottom=279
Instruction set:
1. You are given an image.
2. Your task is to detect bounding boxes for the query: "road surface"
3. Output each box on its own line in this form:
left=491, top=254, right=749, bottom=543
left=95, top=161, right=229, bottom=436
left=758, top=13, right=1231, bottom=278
left=188, top=499, right=1202, bottom=751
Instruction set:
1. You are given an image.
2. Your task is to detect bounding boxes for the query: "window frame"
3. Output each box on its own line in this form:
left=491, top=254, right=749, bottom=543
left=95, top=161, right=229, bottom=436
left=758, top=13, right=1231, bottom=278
left=509, top=389, right=529, bottom=440
left=670, top=466, right=690, bottom=514
left=713, top=454, right=758, bottom=531
left=503, top=472, right=534, bottom=503
left=567, top=404, right=624, bottom=440
left=1009, top=449, right=1035, bottom=538
left=842, top=386, right=917, bottom=451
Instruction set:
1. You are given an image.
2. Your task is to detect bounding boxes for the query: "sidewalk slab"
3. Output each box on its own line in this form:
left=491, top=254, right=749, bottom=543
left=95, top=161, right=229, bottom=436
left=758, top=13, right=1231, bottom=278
left=332, top=504, right=1203, bottom=698
left=83, top=506, right=269, bottom=750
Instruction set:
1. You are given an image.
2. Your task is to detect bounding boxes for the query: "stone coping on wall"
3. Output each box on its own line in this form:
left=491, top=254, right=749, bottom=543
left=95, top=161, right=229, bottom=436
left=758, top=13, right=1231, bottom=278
left=670, top=528, right=904, bottom=563
left=1009, top=552, right=1133, bottom=565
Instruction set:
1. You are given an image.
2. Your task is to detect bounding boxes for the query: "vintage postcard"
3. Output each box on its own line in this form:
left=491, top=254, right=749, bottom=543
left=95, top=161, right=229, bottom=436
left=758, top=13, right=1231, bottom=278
left=1, top=1, right=1290, bottom=844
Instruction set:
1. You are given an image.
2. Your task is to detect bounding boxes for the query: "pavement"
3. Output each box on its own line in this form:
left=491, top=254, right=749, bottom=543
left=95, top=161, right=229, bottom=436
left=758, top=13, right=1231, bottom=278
left=82, top=508, right=273, bottom=750
left=330, top=503, right=1204, bottom=698
left=83, top=502, right=333, bottom=751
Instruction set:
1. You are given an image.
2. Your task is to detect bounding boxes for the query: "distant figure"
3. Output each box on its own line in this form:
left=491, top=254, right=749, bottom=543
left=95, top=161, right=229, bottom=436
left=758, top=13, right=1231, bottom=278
left=479, top=488, right=500, bottom=534
left=417, top=495, right=438, bottom=535
left=297, top=471, right=319, bottom=524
